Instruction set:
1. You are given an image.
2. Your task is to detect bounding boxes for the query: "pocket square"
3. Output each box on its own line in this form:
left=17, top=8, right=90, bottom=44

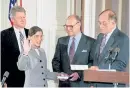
left=82, top=50, right=87, bottom=52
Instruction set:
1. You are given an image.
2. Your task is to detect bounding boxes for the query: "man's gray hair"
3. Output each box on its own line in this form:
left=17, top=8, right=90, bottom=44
left=99, top=9, right=117, bottom=23
left=10, top=6, right=26, bottom=18
left=29, top=26, right=43, bottom=36
left=67, top=15, right=81, bottom=23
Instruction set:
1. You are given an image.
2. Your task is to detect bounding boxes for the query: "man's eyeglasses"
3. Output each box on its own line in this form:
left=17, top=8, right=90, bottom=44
left=63, top=22, right=79, bottom=29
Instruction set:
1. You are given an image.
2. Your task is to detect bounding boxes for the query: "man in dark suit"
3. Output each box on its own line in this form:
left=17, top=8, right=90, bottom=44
left=52, top=15, right=95, bottom=87
left=89, top=9, right=129, bottom=87
left=1, top=6, right=28, bottom=87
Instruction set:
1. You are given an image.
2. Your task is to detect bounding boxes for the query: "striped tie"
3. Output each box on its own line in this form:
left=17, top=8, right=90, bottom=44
left=100, top=34, right=107, bottom=54
left=19, top=31, right=24, bottom=52
left=69, top=37, right=75, bottom=63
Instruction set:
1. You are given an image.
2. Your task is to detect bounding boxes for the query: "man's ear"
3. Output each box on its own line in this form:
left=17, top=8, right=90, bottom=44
left=11, top=17, right=14, bottom=23
left=78, top=22, right=81, bottom=28
left=78, top=22, right=81, bottom=26
left=111, top=20, right=116, bottom=25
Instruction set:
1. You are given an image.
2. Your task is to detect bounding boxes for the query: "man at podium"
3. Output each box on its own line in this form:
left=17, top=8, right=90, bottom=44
left=89, top=9, right=129, bottom=87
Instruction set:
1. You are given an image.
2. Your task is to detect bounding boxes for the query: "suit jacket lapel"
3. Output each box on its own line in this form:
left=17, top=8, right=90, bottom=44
left=99, top=28, right=118, bottom=64
left=9, top=27, right=20, bottom=52
left=72, top=34, right=86, bottom=64
left=29, top=49, right=40, bottom=59
left=95, top=33, right=104, bottom=60
left=66, top=37, right=70, bottom=64
left=99, top=36, right=114, bottom=62
left=24, top=28, right=28, bottom=38
left=9, top=27, right=28, bottom=53
left=61, top=36, right=70, bottom=64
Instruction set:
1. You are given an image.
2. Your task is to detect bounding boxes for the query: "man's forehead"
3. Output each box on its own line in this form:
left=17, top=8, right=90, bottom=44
left=99, top=13, right=109, bottom=21
left=66, top=18, right=77, bottom=24
left=14, top=12, right=26, bottom=17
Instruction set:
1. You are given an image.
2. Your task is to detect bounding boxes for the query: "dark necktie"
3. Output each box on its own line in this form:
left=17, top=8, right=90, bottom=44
left=19, top=31, right=24, bottom=52
left=69, top=37, right=75, bottom=63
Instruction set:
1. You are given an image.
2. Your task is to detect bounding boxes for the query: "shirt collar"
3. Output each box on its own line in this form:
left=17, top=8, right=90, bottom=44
left=13, top=26, right=24, bottom=34
left=106, top=25, right=116, bottom=37
left=70, top=32, right=82, bottom=41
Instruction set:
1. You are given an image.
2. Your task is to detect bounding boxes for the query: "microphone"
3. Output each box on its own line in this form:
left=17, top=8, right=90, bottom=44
left=111, top=48, right=120, bottom=62
left=105, top=47, right=113, bottom=60
left=1, top=71, right=9, bottom=87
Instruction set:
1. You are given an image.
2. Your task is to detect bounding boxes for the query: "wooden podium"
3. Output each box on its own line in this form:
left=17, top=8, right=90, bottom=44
left=84, top=70, right=129, bottom=84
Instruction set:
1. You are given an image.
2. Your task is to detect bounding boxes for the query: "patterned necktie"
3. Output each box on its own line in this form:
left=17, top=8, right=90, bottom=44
left=100, top=34, right=107, bottom=54
left=19, top=31, right=24, bottom=52
left=69, top=37, right=75, bottom=63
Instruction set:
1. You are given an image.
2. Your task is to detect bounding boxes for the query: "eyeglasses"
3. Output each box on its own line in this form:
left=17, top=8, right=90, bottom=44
left=98, top=21, right=110, bottom=26
left=63, top=22, right=79, bottom=29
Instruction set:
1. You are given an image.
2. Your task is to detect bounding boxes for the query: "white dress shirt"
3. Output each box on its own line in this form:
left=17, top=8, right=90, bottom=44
left=68, top=32, right=82, bottom=54
left=35, top=49, right=40, bottom=56
left=14, top=26, right=26, bottom=52
left=105, top=26, right=116, bottom=45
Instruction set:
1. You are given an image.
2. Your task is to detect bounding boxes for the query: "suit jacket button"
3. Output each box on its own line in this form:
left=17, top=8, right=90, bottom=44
left=41, top=66, right=43, bottom=68
left=44, top=85, right=46, bottom=87
left=40, top=60, right=42, bottom=62
left=42, top=72, right=44, bottom=74
left=43, top=79, right=45, bottom=80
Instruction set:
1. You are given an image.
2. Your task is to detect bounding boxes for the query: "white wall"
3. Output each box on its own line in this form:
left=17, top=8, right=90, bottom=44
left=22, top=0, right=37, bottom=29
left=1, top=0, right=11, bottom=30
left=83, top=0, right=96, bottom=38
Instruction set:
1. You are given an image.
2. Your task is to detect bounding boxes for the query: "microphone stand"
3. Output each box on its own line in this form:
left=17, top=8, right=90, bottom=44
left=110, top=51, right=118, bottom=88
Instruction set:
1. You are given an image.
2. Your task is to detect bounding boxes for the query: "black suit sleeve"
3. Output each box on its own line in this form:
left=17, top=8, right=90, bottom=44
left=52, top=39, right=61, bottom=72
left=1, top=31, right=8, bottom=78
left=87, top=38, right=96, bottom=67
left=88, top=39, right=95, bottom=67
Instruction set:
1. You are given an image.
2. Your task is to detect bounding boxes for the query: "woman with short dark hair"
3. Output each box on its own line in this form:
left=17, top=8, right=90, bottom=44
left=17, top=26, right=58, bottom=87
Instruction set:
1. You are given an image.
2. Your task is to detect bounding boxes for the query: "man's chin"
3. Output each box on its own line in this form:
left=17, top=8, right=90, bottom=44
left=100, top=31, right=106, bottom=34
left=35, top=44, right=40, bottom=47
left=19, top=25, right=25, bottom=28
left=68, top=33, right=74, bottom=36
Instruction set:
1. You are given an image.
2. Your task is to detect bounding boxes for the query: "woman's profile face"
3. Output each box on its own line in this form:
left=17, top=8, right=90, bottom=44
left=29, top=31, right=43, bottom=47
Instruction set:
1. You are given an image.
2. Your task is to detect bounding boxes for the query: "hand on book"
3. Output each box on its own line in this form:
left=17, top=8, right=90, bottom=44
left=89, top=66, right=99, bottom=70
left=57, top=72, right=69, bottom=81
